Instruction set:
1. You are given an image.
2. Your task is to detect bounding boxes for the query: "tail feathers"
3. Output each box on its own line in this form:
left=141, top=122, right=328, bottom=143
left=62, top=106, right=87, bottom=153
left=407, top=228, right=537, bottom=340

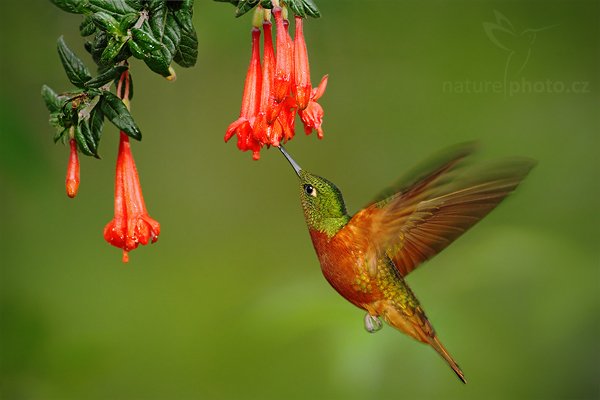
left=381, top=303, right=467, bottom=384
left=428, top=335, right=467, bottom=384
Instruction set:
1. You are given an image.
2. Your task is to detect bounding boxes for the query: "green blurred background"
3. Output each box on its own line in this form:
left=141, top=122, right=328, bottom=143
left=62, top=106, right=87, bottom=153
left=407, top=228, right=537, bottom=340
left=1, top=1, right=599, bottom=399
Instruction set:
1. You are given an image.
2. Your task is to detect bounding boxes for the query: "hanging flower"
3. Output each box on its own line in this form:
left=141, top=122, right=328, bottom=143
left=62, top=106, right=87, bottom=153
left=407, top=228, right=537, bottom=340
left=104, top=132, right=160, bottom=263
left=273, top=6, right=293, bottom=104
left=104, top=71, right=160, bottom=262
left=65, top=138, right=80, bottom=198
left=293, top=15, right=312, bottom=111
left=224, top=6, right=328, bottom=159
left=253, top=19, right=280, bottom=146
left=224, top=27, right=263, bottom=160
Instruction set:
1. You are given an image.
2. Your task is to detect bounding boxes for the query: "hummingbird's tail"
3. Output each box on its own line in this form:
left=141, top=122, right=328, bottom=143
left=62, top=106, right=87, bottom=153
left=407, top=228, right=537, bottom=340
left=427, top=335, right=467, bottom=384
left=381, top=303, right=467, bottom=384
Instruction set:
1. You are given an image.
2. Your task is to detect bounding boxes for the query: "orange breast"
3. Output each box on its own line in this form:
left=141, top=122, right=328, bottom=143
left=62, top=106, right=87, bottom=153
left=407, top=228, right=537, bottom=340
left=308, top=229, right=380, bottom=309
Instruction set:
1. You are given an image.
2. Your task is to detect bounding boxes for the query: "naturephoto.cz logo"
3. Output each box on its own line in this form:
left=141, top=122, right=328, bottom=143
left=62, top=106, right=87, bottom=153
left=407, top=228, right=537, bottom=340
left=442, top=10, right=591, bottom=96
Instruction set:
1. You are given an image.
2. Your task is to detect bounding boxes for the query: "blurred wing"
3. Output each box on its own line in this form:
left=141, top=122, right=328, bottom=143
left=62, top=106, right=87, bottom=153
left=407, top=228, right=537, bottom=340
left=368, top=142, right=477, bottom=206
left=348, top=148, right=535, bottom=277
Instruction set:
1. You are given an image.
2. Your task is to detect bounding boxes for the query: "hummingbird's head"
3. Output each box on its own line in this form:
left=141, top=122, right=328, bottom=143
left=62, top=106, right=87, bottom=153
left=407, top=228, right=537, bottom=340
left=279, top=146, right=349, bottom=236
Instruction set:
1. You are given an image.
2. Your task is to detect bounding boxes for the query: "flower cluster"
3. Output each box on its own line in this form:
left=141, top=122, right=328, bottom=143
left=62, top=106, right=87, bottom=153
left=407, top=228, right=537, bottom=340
left=225, top=6, right=328, bottom=160
left=103, top=71, right=160, bottom=262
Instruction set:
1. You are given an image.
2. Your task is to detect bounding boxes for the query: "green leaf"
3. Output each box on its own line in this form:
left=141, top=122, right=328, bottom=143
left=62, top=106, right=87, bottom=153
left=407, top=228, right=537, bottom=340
left=100, top=37, right=127, bottom=64
left=79, top=119, right=99, bottom=157
left=89, top=104, right=105, bottom=142
left=54, top=128, right=69, bottom=144
left=125, top=0, right=143, bottom=10
left=259, top=0, right=272, bottom=9
left=87, top=0, right=139, bottom=17
left=50, top=0, right=86, bottom=14
left=301, top=0, right=321, bottom=18
left=74, top=125, right=95, bottom=156
left=288, top=1, right=305, bottom=18
left=151, top=5, right=198, bottom=68
left=173, top=1, right=195, bottom=30
left=162, top=14, right=182, bottom=58
left=287, top=0, right=321, bottom=18
left=119, top=12, right=140, bottom=32
left=41, top=85, right=63, bottom=113
left=100, top=91, right=141, bottom=140
left=234, top=0, right=260, bottom=17
left=130, top=27, right=172, bottom=76
left=84, top=31, right=107, bottom=63
left=85, top=65, right=128, bottom=88
left=213, top=0, right=240, bottom=6
left=146, top=0, right=164, bottom=11
left=55, top=100, right=77, bottom=130
left=148, top=3, right=176, bottom=55
left=173, top=28, right=197, bottom=67
left=167, top=0, right=195, bottom=12
left=91, top=11, right=121, bottom=35
left=80, top=16, right=97, bottom=36
left=172, top=9, right=198, bottom=67
left=57, top=36, right=92, bottom=87
left=128, top=39, right=144, bottom=59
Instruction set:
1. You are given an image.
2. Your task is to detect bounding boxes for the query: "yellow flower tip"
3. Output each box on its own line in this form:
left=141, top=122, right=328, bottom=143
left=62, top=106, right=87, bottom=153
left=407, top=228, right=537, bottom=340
left=282, top=5, right=289, bottom=20
left=166, top=66, right=177, bottom=81
left=252, top=6, right=264, bottom=28
left=263, top=8, right=272, bottom=22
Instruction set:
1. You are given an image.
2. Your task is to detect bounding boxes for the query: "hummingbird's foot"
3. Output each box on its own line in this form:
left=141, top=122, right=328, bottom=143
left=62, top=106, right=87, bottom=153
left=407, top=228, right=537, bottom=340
left=364, top=313, right=383, bottom=333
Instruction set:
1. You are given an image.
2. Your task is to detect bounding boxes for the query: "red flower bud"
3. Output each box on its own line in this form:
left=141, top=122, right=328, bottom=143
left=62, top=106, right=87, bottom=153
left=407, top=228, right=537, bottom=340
left=65, top=138, right=80, bottom=198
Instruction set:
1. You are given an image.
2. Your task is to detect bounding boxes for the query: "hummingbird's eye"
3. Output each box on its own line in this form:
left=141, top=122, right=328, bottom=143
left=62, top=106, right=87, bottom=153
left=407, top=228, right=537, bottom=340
left=304, top=184, right=317, bottom=197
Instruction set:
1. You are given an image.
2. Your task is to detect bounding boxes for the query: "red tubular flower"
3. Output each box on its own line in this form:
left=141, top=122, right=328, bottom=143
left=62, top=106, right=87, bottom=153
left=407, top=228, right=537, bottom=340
left=65, top=138, right=80, bottom=198
left=104, top=132, right=160, bottom=262
left=254, top=20, right=284, bottom=146
left=298, top=74, right=328, bottom=139
left=224, top=27, right=263, bottom=160
left=293, top=16, right=312, bottom=111
left=273, top=7, right=293, bottom=104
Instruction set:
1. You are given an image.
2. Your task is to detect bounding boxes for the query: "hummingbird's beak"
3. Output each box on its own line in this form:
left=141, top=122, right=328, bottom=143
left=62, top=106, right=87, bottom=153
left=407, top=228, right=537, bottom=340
left=278, top=145, right=302, bottom=177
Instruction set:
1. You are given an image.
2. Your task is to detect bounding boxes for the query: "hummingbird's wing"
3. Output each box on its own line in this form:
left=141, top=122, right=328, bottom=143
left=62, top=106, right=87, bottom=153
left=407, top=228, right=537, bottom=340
left=349, top=147, right=535, bottom=277
left=367, top=142, right=477, bottom=207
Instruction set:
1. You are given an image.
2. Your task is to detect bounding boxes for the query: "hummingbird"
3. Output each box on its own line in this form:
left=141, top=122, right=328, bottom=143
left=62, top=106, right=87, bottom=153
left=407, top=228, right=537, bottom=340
left=278, top=143, right=535, bottom=384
